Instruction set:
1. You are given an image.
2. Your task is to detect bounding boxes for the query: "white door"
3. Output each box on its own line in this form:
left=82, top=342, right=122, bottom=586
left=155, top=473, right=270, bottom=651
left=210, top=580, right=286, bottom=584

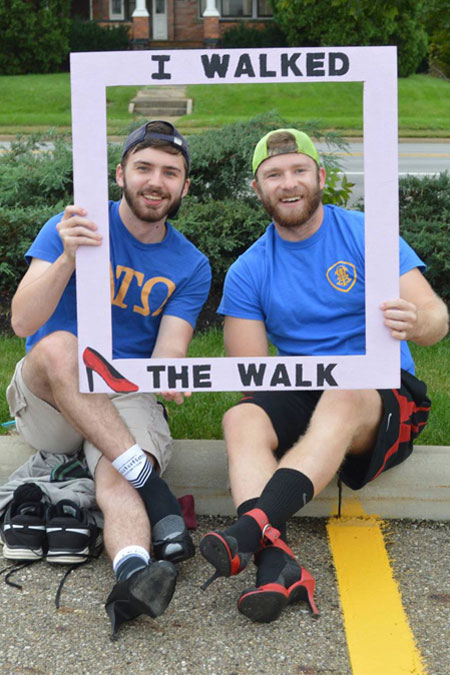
left=152, top=0, right=168, bottom=40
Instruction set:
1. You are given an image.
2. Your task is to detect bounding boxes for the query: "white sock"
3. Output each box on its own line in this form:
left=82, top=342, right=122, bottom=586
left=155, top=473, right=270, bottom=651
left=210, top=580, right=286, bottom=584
left=113, top=545, right=150, bottom=573
left=112, top=444, right=152, bottom=488
left=113, top=545, right=150, bottom=581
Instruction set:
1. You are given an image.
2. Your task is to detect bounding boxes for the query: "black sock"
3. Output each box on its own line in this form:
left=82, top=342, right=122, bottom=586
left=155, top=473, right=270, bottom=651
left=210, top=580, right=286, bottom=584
left=137, top=471, right=184, bottom=529
left=237, top=498, right=287, bottom=541
left=256, top=468, right=314, bottom=530
left=112, top=445, right=184, bottom=531
left=220, top=468, right=312, bottom=555
left=236, top=497, right=259, bottom=519
left=223, top=498, right=261, bottom=553
left=256, top=546, right=289, bottom=586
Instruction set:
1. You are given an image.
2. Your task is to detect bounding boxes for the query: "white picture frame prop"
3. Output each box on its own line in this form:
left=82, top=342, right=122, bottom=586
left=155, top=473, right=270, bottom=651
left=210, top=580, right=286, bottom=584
left=71, top=46, right=399, bottom=394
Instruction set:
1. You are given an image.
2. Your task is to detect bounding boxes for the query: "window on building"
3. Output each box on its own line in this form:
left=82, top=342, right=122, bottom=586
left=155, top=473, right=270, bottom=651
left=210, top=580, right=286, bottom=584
left=110, top=0, right=124, bottom=19
left=257, top=0, right=272, bottom=17
left=199, top=0, right=273, bottom=18
left=222, top=0, right=251, bottom=17
left=110, top=0, right=135, bottom=20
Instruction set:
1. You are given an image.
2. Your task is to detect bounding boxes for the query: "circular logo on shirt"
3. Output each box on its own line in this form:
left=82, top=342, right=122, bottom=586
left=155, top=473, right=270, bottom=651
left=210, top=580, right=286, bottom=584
left=326, top=261, right=357, bottom=292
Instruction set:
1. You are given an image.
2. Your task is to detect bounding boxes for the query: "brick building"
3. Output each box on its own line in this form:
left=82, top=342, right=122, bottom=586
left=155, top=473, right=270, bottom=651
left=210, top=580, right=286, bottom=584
left=72, top=0, right=273, bottom=47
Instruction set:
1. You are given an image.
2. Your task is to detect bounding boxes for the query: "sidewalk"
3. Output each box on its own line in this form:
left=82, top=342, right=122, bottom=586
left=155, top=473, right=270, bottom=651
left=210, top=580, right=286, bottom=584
left=1, top=435, right=449, bottom=520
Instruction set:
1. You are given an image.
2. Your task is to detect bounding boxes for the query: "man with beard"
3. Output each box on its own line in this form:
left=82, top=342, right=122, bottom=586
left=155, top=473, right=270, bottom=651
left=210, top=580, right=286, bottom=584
left=4, top=121, right=211, bottom=635
left=199, top=128, right=448, bottom=624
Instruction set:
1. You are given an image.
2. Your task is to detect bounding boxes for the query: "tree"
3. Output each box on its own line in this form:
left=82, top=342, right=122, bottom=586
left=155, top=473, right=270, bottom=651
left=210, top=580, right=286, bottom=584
left=421, top=0, right=450, bottom=77
left=0, top=0, right=70, bottom=75
left=269, top=0, right=428, bottom=77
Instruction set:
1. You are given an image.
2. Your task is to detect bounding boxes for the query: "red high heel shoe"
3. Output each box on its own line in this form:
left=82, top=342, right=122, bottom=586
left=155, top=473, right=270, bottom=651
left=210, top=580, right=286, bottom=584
left=237, top=543, right=319, bottom=623
left=82, top=347, right=139, bottom=394
left=199, top=508, right=271, bottom=590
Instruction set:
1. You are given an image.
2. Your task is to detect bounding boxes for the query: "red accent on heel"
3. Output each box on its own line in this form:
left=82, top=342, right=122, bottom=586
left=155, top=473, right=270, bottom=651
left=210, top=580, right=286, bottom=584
left=237, top=509, right=320, bottom=622
left=288, top=567, right=320, bottom=617
left=238, top=566, right=320, bottom=623
left=199, top=531, right=250, bottom=588
left=82, top=347, right=139, bottom=393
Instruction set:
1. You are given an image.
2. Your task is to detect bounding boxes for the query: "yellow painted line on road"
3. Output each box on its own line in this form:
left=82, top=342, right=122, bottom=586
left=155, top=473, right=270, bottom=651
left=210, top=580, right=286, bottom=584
left=327, top=500, right=426, bottom=675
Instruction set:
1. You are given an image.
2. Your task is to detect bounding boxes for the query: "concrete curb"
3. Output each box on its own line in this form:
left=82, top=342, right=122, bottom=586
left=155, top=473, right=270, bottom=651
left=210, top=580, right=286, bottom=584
left=1, top=435, right=449, bottom=521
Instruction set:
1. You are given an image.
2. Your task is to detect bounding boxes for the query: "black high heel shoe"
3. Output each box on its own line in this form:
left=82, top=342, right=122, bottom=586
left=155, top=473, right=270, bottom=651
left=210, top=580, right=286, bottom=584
left=82, top=347, right=139, bottom=394
left=105, top=561, right=177, bottom=638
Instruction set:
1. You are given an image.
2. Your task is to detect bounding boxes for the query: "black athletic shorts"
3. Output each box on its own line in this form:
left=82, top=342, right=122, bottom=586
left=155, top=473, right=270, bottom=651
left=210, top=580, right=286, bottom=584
left=235, top=369, right=430, bottom=490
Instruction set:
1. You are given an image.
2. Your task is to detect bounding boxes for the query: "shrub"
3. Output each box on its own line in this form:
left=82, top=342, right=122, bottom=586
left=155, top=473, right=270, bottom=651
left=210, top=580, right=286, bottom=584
left=0, top=132, right=122, bottom=328
left=0, top=0, right=70, bottom=75
left=0, top=117, right=366, bottom=332
left=399, top=172, right=450, bottom=302
left=222, top=22, right=287, bottom=48
left=176, top=197, right=266, bottom=328
left=270, top=0, right=428, bottom=77
left=187, top=111, right=352, bottom=204
left=69, top=18, right=130, bottom=53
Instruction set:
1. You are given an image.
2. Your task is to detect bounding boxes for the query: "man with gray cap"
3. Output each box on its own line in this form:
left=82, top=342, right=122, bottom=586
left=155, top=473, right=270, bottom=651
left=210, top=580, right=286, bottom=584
left=4, top=121, right=211, bottom=635
left=200, top=128, right=448, bottom=624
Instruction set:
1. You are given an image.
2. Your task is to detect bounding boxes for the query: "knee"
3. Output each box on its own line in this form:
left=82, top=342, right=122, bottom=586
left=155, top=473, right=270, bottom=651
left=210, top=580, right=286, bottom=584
left=223, top=403, right=276, bottom=454
left=317, top=389, right=382, bottom=433
left=321, top=389, right=367, bottom=416
left=222, top=403, right=257, bottom=437
left=29, top=331, right=78, bottom=379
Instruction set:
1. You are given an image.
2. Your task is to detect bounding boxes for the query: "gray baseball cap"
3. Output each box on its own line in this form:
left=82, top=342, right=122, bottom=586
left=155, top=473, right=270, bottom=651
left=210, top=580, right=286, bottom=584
left=121, top=121, right=190, bottom=172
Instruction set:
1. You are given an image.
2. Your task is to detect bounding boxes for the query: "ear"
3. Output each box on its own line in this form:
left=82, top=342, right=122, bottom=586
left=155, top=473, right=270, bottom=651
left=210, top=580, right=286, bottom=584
left=319, top=166, right=327, bottom=190
left=181, top=177, right=190, bottom=199
left=252, top=178, right=262, bottom=201
left=116, top=163, right=124, bottom=188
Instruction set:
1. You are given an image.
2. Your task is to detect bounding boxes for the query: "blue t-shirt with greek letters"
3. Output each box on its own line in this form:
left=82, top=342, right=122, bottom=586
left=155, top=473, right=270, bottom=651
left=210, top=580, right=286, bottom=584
left=25, top=201, right=211, bottom=358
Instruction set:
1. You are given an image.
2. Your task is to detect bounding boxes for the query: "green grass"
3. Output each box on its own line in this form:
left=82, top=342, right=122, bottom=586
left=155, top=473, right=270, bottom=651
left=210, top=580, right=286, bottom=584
left=410, top=337, right=450, bottom=446
left=0, top=73, right=139, bottom=133
left=184, top=75, right=450, bottom=134
left=1, top=331, right=448, bottom=444
left=0, top=73, right=448, bottom=136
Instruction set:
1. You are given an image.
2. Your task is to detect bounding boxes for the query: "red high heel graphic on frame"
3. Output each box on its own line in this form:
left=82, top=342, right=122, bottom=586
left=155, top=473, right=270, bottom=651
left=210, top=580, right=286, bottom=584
left=82, top=347, right=139, bottom=393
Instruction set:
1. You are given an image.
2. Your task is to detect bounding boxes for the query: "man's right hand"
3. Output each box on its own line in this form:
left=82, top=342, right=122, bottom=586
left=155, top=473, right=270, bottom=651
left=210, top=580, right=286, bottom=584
left=57, top=205, right=102, bottom=263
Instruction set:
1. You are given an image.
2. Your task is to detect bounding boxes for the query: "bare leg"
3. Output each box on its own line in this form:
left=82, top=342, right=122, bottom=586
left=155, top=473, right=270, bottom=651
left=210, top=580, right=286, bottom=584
left=223, top=403, right=279, bottom=508
left=94, top=457, right=150, bottom=561
left=23, top=331, right=193, bottom=566
left=94, top=458, right=178, bottom=636
left=22, top=331, right=135, bottom=461
left=205, top=389, right=383, bottom=624
left=279, top=388, right=383, bottom=494
left=224, top=388, right=383, bottom=504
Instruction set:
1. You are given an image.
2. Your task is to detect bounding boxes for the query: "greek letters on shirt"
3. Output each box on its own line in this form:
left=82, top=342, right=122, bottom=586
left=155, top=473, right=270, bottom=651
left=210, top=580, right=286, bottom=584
left=110, top=263, right=175, bottom=317
left=326, top=261, right=357, bottom=293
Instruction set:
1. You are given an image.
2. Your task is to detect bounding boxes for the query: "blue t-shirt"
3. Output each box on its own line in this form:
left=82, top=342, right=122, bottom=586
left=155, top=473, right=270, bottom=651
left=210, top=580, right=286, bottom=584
left=218, top=204, right=424, bottom=374
left=25, top=201, right=211, bottom=358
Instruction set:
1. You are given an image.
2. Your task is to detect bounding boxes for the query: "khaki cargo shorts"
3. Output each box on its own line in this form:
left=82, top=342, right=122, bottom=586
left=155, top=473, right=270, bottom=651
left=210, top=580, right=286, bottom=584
left=6, top=357, right=173, bottom=476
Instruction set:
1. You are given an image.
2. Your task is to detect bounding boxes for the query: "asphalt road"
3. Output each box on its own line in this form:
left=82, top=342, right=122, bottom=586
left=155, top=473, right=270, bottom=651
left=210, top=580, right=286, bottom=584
left=1, top=515, right=449, bottom=675
left=316, top=140, right=450, bottom=205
